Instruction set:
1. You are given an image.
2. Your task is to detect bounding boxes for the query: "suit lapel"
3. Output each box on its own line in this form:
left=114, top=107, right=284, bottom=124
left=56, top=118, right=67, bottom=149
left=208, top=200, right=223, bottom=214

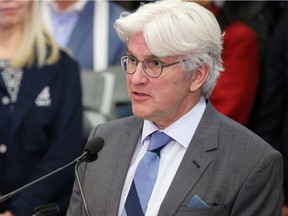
left=67, top=1, right=94, bottom=55
left=159, top=102, right=221, bottom=215
left=8, top=64, right=58, bottom=142
left=106, top=117, right=144, bottom=213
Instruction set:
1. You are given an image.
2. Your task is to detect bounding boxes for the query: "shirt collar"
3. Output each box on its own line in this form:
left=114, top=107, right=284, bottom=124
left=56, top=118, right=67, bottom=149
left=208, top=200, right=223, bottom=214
left=142, top=96, right=207, bottom=148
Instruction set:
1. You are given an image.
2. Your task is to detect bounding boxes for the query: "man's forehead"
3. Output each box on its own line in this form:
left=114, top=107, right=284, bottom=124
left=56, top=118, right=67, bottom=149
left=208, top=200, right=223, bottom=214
left=129, top=32, right=146, bottom=45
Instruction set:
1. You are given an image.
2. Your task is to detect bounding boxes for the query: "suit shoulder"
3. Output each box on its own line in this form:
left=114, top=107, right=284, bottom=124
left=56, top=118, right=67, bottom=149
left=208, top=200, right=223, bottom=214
left=99, top=116, right=141, bottom=130
left=58, top=49, right=78, bottom=64
left=54, top=49, right=80, bottom=74
left=218, top=112, right=278, bottom=154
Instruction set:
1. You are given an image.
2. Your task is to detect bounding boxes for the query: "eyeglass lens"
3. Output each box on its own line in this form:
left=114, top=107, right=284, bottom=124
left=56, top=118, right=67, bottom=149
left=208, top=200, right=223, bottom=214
left=121, top=56, right=162, bottom=77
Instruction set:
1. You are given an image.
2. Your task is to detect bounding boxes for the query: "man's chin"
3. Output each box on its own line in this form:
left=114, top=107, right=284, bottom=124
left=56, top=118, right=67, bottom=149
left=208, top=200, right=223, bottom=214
left=132, top=107, right=151, bottom=119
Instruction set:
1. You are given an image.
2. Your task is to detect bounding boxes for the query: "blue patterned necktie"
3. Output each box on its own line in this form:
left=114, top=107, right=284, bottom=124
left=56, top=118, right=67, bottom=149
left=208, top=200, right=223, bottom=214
left=122, top=132, right=172, bottom=216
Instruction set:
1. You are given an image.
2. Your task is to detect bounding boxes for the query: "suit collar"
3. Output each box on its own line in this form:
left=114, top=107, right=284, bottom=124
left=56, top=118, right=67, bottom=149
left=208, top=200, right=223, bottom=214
left=192, top=101, right=221, bottom=151
left=159, top=101, right=221, bottom=215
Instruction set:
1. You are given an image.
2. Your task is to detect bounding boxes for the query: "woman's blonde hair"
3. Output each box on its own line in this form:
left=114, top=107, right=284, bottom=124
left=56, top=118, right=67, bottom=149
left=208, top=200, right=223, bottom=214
left=10, top=1, right=59, bottom=68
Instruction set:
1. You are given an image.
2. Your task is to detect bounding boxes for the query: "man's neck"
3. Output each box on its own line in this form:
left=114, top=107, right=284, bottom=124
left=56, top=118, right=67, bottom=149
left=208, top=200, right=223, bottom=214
left=54, top=0, right=78, bottom=12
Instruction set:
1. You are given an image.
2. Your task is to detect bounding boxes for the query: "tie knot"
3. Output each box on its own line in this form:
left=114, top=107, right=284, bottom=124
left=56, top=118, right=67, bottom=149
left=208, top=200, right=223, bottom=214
left=148, top=132, right=172, bottom=154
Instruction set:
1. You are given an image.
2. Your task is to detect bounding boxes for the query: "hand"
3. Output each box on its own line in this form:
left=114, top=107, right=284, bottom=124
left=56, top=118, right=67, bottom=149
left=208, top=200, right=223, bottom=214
left=283, top=205, right=288, bottom=216
left=0, top=211, right=14, bottom=216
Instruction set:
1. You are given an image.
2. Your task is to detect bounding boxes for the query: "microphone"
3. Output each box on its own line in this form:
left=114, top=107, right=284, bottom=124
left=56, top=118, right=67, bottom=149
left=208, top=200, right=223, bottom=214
left=81, top=136, right=104, bottom=163
left=32, top=203, right=60, bottom=216
left=0, top=137, right=105, bottom=204
left=74, top=136, right=105, bottom=216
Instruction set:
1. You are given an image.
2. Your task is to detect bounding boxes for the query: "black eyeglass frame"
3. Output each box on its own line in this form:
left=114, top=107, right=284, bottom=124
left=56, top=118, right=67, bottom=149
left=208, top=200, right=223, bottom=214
left=120, top=55, right=183, bottom=78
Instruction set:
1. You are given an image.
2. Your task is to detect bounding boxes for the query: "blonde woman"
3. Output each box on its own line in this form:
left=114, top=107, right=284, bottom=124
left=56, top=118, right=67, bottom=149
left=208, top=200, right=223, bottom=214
left=0, top=1, right=82, bottom=215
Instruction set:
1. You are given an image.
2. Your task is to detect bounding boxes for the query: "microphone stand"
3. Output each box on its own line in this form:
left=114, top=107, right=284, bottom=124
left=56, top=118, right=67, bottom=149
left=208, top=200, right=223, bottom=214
left=0, top=154, right=87, bottom=203
left=75, top=162, right=91, bottom=216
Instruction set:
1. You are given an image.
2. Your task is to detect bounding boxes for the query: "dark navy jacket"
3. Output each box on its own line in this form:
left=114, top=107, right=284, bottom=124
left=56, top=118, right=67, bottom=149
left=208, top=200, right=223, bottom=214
left=0, top=50, right=83, bottom=215
left=251, top=10, right=288, bottom=203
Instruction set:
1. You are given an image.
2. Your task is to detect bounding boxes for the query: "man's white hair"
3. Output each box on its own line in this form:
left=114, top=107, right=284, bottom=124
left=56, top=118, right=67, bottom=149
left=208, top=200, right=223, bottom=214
left=114, top=0, right=224, bottom=98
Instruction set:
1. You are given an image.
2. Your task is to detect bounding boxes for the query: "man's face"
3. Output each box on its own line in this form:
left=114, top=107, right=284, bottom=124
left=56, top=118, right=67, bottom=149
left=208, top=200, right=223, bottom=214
left=126, top=32, right=198, bottom=129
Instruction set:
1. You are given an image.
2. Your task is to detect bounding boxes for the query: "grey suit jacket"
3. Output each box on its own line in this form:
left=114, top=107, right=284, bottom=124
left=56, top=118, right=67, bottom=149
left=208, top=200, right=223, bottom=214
left=67, top=102, right=283, bottom=216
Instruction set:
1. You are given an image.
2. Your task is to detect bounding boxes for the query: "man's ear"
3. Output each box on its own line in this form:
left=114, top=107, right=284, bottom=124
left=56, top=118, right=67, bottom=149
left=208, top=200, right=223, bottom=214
left=189, top=64, right=209, bottom=93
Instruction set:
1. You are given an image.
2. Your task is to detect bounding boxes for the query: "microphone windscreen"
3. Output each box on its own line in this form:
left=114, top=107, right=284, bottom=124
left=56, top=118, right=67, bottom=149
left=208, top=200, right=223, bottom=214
left=84, top=137, right=105, bottom=162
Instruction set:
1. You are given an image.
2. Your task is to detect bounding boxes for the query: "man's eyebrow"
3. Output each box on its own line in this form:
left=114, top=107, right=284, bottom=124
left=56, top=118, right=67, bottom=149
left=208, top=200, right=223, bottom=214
left=126, top=50, right=158, bottom=59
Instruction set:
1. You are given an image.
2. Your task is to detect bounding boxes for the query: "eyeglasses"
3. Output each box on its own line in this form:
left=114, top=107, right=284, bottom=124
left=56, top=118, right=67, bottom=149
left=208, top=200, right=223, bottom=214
left=120, top=55, right=182, bottom=78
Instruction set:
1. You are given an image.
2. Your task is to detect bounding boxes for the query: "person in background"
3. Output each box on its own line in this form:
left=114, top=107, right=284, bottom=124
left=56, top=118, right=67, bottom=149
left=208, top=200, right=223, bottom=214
left=40, top=0, right=126, bottom=72
left=251, top=10, right=288, bottom=216
left=232, top=1, right=284, bottom=69
left=195, top=0, right=259, bottom=126
left=67, top=1, right=283, bottom=215
left=0, top=1, right=83, bottom=215
left=40, top=0, right=132, bottom=119
left=236, top=1, right=286, bottom=129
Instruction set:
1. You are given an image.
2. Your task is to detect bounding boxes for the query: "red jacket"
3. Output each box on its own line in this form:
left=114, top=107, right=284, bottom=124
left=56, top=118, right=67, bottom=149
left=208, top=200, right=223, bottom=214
left=210, top=21, right=259, bottom=125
